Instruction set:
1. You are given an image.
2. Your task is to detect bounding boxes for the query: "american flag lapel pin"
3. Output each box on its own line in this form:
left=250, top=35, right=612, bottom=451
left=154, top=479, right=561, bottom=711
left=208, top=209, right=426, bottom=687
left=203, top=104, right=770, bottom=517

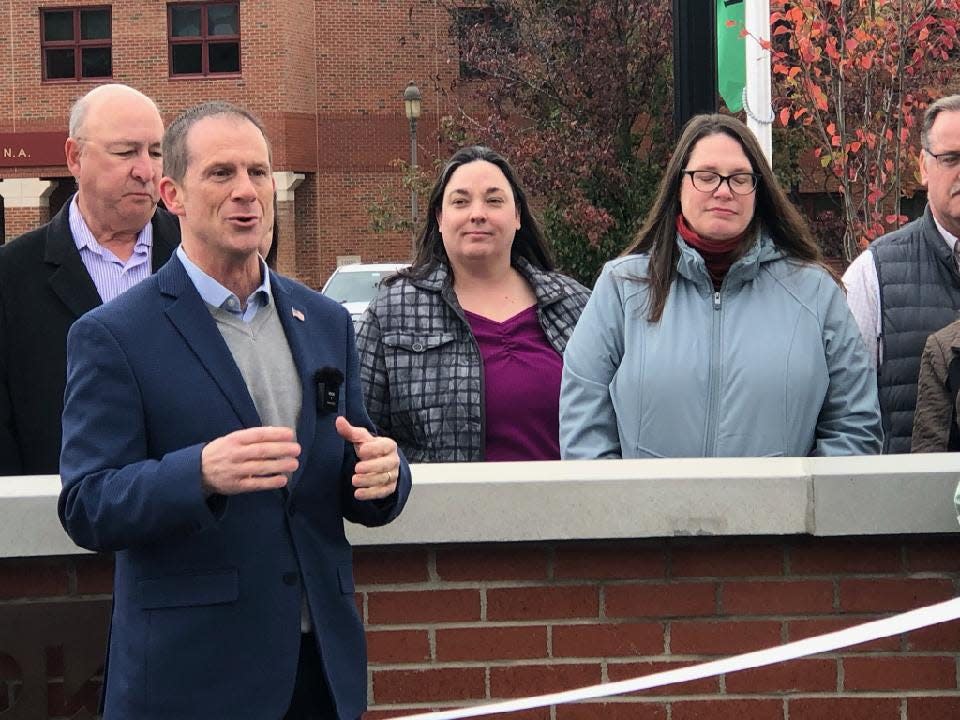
left=292, top=308, right=305, bottom=322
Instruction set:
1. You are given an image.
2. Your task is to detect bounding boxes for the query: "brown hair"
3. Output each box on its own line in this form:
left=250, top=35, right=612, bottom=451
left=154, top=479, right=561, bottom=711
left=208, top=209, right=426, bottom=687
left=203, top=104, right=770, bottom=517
left=624, top=114, right=837, bottom=322
left=162, top=101, right=272, bottom=183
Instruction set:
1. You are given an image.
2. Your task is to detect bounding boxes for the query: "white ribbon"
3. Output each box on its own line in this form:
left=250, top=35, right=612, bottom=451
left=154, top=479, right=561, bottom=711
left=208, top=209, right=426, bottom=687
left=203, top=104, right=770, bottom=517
left=394, top=596, right=960, bottom=720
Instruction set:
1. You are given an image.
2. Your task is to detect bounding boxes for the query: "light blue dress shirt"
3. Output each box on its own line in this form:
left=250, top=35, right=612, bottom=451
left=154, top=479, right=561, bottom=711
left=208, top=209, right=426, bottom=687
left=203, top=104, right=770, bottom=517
left=176, top=245, right=271, bottom=323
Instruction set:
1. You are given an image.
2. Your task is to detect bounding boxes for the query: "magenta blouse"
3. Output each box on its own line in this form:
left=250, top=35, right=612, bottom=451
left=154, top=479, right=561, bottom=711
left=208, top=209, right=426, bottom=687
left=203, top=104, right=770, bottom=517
left=464, top=306, right=563, bottom=461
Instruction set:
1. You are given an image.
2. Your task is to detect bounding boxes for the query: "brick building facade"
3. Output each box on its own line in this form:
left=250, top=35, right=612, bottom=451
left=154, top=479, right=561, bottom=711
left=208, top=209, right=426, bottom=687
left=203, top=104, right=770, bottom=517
left=0, top=0, right=461, bottom=288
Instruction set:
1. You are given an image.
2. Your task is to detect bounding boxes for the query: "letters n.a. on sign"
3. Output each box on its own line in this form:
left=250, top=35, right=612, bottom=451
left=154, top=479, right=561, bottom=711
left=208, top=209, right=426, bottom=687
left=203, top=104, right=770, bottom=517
left=0, top=133, right=69, bottom=168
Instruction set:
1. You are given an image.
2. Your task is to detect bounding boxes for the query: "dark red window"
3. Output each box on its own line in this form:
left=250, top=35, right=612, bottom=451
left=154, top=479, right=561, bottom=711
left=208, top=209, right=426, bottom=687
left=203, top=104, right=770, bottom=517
left=41, top=7, right=112, bottom=82
left=168, top=2, right=241, bottom=77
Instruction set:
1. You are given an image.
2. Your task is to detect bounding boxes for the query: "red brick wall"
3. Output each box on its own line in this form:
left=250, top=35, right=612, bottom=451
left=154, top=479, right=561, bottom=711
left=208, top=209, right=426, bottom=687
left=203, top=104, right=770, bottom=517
left=313, top=169, right=416, bottom=281
left=0, top=0, right=463, bottom=284
left=294, top=171, right=322, bottom=288
left=3, top=205, right=50, bottom=239
left=2, top=535, right=958, bottom=719
left=355, top=536, right=960, bottom=719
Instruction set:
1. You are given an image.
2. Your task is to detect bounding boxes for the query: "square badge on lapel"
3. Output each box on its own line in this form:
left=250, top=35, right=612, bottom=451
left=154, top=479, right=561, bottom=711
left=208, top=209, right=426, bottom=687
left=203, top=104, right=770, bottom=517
left=314, top=367, right=343, bottom=414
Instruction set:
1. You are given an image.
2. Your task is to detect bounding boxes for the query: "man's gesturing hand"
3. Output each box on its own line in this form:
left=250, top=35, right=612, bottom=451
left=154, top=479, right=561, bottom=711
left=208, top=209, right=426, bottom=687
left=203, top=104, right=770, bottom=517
left=335, top=416, right=400, bottom=501
left=201, top=426, right=301, bottom=495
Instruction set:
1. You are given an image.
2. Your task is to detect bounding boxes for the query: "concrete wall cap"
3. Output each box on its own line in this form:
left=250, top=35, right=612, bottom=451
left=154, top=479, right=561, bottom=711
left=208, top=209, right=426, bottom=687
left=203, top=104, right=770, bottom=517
left=2, top=454, right=958, bottom=557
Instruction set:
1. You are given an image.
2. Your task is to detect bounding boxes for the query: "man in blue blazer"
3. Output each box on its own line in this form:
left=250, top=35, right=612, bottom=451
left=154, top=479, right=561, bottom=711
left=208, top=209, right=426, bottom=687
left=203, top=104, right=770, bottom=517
left=58, top=101, right=411, bottom=720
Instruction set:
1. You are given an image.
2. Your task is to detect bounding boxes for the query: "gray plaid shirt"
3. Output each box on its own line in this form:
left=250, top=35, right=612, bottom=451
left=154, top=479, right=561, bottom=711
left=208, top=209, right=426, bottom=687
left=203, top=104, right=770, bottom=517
left=356, top=257, right=590, bottom=462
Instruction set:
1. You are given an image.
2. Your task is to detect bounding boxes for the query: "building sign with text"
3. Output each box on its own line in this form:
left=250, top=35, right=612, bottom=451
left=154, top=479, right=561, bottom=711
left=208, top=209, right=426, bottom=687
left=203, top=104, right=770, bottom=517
left=0, top=132, right=68, bottom=168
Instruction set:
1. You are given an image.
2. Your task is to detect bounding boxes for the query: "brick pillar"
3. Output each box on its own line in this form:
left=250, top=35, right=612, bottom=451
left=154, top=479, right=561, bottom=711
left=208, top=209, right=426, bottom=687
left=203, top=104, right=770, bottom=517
left=0, top=178, right=57, bottom=242
left=273, top=171, right=305, bottom=282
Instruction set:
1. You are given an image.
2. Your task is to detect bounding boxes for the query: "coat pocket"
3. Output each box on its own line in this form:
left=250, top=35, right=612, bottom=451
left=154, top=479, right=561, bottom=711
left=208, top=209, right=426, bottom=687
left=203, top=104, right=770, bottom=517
left=382, top=331, right=456, bottom=354
left=136, top=567, right=239, bottom=609
left=381, top=331, right=458, bottom=423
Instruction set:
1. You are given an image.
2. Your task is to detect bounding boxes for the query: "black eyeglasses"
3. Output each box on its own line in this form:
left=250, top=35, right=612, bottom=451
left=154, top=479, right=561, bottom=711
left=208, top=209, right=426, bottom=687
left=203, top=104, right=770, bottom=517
left=924, top=148, right=960, bottom=170
left=682, top=170, right=760, bottom=195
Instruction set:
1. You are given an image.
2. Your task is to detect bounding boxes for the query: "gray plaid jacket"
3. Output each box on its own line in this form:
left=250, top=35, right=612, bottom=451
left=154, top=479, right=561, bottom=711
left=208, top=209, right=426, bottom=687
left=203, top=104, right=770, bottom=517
left=356, top=257, right=590, bottom=462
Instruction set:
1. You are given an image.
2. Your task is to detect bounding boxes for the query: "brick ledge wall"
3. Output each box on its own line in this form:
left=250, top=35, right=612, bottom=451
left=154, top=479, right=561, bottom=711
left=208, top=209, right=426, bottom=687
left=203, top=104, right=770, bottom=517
left=354, top=536, right=960, bottom=720
left=2, top=456, right=959, bottom=718
left=1, top=535, right=959, bottom=719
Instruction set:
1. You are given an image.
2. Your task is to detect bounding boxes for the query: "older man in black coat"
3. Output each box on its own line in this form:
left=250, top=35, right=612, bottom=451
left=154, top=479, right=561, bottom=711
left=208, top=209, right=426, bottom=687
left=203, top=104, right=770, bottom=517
left=0, top=83, right=179, bottom=475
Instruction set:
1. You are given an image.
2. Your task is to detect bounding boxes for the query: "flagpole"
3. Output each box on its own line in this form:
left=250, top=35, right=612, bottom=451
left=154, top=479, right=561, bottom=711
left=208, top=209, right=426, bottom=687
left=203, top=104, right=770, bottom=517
left=744, top=0, right=773, bottom=164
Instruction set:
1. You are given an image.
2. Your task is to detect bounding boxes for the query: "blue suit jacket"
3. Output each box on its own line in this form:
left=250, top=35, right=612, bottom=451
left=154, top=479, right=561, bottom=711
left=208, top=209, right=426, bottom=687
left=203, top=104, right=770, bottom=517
left=58, top=256, right=411, bottom=720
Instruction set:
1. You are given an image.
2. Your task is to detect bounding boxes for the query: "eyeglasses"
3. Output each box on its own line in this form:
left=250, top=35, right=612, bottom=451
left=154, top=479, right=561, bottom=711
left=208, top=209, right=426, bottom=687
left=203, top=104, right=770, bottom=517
left=924, top=148, right=960, bottom=170
left=682, top=170, right=760, bottom=195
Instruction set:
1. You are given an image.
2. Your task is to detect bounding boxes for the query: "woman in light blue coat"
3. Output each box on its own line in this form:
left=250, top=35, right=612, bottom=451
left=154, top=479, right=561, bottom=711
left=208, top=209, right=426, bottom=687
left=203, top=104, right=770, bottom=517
left=560, top=114, right=882, bottom=458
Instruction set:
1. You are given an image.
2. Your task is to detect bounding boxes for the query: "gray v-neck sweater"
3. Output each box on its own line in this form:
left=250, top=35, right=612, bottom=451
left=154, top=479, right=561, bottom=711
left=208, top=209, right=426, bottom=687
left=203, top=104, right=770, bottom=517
left=209, top=301, right=302, bottom=433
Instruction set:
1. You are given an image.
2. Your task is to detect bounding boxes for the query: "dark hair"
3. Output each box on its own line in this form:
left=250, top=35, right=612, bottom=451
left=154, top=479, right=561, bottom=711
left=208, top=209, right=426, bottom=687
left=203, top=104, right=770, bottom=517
left=163, top=101, right=272, bottom=183
left=395, top=145, right=554, bottom=282
left=624, top=113, right=837, bottom=322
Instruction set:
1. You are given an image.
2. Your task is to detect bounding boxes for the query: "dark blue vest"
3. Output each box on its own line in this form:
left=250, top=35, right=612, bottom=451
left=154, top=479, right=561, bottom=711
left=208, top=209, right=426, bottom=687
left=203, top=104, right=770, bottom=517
left=872, top=206, right=960, bottom=453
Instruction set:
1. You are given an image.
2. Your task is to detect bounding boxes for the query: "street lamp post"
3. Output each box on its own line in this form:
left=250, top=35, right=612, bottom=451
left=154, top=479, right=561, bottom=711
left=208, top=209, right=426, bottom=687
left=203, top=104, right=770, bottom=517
left=403, top=81, right=422, bottom=253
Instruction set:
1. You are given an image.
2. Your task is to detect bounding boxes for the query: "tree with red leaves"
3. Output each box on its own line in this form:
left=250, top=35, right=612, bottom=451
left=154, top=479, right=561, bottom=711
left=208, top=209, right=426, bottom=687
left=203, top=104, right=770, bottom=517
left=763, top=0, right=959, bottom=262
left=446, top=0, right=674, bottom=284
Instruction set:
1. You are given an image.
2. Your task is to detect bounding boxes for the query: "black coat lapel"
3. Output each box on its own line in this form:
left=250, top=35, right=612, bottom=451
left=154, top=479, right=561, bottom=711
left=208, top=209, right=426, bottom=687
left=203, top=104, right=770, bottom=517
left=150, top=208, right=181, bottom=272
left=43, top=203, right=102, bottom=318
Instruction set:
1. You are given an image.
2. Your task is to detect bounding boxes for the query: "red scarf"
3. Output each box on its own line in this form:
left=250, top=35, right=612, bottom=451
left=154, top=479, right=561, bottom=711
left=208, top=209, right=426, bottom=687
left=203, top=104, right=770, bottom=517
left=676, top=214, right=747, bottom=291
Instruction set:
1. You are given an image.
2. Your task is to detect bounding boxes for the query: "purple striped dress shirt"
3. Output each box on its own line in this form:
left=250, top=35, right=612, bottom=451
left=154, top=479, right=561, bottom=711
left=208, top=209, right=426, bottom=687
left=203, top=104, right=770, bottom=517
left=68, top=196, right=154, bottom=303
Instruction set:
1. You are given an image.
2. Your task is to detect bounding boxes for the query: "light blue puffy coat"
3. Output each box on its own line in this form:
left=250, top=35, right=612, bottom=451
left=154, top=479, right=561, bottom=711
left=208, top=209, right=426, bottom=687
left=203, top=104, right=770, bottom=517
left=560, top=232, right=882, bottom=458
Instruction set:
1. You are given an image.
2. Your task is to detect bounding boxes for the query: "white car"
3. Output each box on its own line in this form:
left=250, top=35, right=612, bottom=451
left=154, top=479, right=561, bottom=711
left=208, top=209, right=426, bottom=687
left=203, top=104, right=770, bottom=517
left=321, top=262, right=408, bottom=326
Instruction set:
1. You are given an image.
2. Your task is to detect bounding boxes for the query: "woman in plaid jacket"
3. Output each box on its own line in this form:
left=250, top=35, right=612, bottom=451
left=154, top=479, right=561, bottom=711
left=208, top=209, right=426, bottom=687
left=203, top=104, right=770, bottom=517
left=356, top=146, right=590, bottom=463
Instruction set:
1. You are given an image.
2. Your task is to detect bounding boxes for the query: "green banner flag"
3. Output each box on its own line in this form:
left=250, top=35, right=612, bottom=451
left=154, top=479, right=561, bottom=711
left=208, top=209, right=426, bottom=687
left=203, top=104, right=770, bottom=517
left=717, top=0, right=746, bottom=112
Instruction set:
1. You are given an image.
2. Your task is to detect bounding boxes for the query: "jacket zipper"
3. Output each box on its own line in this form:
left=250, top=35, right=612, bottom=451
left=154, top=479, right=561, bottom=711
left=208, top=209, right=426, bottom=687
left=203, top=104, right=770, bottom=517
left=704, top=289, right=723, bottom=455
